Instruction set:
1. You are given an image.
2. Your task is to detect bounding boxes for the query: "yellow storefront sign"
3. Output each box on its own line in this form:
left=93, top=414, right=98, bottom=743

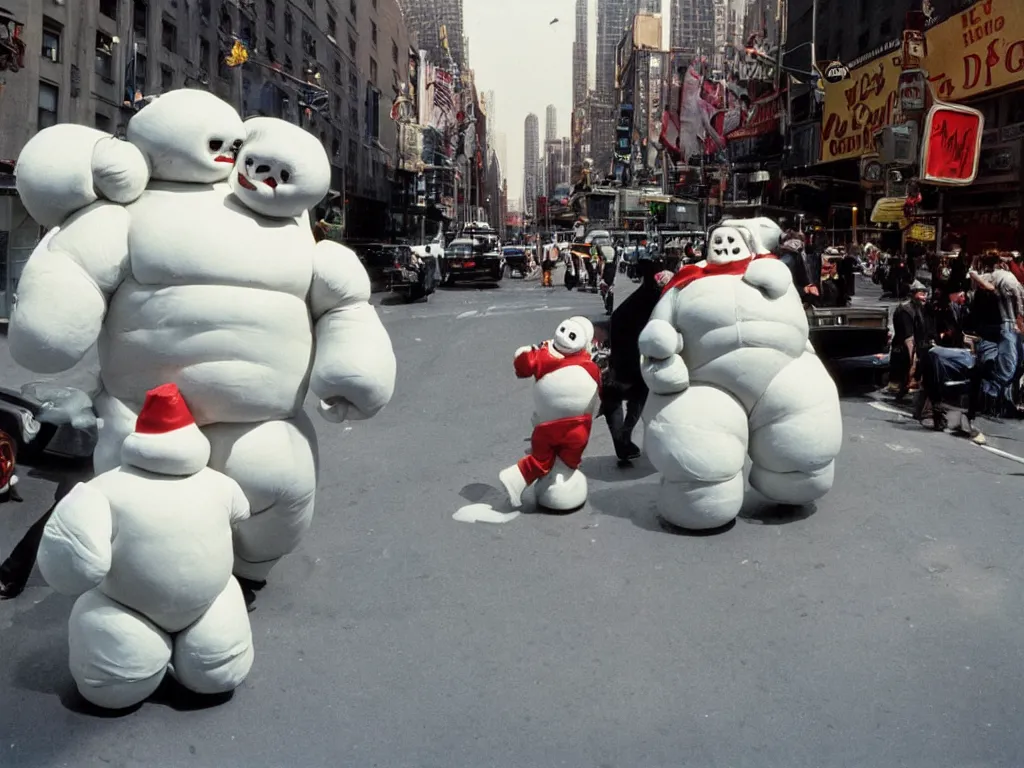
left=870, top=197, right=910, bottom=226
left=907, top=223, right=937, bottom=242
left=820, top=0, right=1024, bottom=163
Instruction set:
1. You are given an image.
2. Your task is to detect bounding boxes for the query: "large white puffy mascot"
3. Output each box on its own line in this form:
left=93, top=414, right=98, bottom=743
left=499, top=316, right=601, bottom=511
left=11, top=90, right=396, bottom=586
left=37, top=383, right=254, bottom=710
left=638, top=217, right=842, bottom=530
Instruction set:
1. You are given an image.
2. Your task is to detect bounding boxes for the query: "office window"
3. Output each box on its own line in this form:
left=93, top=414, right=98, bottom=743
left=327, top=13, right=337, bottom=38
left=38, top=82, right=59, bottom=129
left=161, top=19, right=177, bottom=53
left=371, top=22, right=377, bottom=48
left=41, top=18, right=60, bottom=62
left=263, top=38, right=275, bottom=64
left=331, top=138, right=340, bottom=158
left=161, top=65, right=174, bottom=92
left=266, top=0, right=276, bottom=26
left=369, top=57, right=377, bottom=85
left=349, top=105, right=358, bottom=126
left=95, top=31, right=114, bottom=81
left=95, top=112, right=112, bottom=132
left=349, top=70, right=358, bottom=98
left=99, top=0, right=118, bottom=21
left=348, top=34, right=356, bottom=57
left=392, top=40, right=398, bottom=64
left=133, top=0, right=148, bottom=37
left=284, top=9, right=293, bottom=43
left=333, top=58, right=342, bottom=83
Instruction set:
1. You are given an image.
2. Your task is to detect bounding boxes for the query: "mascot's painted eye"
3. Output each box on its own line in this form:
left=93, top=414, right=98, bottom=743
left=280, top=170, right=290, bottom=183
left=209, top=139, right=224, bottom=151
left=232, top=139, right=243, bottom=149
left=245, top=157, right=254, bottom=167
left=569, top=332, right=577, bottom=341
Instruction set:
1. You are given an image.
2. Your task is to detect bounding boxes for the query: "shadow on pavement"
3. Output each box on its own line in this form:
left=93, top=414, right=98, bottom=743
left=580, top=454, right=657, bottom=483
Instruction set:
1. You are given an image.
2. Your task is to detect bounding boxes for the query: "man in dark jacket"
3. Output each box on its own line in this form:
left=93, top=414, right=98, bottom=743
left=601, top=261, right=673, bottom=465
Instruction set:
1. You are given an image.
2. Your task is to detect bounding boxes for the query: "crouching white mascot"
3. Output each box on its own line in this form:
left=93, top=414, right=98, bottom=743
left=38, top=383, right=254, bottom=710
left=639, top=218, right=842, bottom=530
left=11, top=90, right=396, bottom=586
left=499, top=317, right=601, bottom=511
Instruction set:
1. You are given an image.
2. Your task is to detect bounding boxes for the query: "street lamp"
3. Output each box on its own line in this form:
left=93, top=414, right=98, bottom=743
left=851, top=206, right=859, bottom=247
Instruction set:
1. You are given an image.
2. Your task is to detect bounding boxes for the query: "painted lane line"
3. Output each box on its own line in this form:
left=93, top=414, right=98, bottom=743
left=977, top=444, right=1024, bottom=466
left=869, top=401, right=912, bottom=417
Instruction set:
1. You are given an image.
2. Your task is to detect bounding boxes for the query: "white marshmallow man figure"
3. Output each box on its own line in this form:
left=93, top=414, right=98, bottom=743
left=639, top=219, right=842, bottom=530
left=37, top=383, right=254, bottom=710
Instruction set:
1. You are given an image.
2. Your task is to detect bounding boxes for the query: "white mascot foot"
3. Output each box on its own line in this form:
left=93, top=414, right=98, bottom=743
left=68, top=589, right=173, bottom=710
left=534, top=458, right=588, bottom=511
left=643, top=385, right=749, bottom=530
left=498, top=464, right=527, bottom=508
left=205, top=414, right=319, bottom=583
left=172, top=577, right=254, bottom=695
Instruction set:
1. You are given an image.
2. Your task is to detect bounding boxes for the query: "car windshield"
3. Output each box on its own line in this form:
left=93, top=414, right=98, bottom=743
left=449, top=244, right=474, bottom=257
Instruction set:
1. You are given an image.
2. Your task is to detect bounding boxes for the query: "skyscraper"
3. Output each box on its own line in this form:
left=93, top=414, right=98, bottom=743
left=545, top=105, right=558, bottom=142
left=523, top=113, right=540, bottom=217
left=572, top=0, right=589, bottom=107
left=671, top=0, right=715, bottom=57
left=403, top=0, right=466, bottom=68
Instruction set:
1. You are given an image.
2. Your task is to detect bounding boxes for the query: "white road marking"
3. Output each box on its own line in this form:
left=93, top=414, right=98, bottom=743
left=885, top=443, right=921, bottom=454
left=977, top=444, right=1024, bottom=466
left=456, top=310, right=478, bottom=319
left=869, top=402, right=912, bottom=417
left=452, top=503, right=521, bottom=524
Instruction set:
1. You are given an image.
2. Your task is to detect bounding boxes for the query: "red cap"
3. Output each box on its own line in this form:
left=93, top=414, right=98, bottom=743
left=135, top=383, right=196, bottom=434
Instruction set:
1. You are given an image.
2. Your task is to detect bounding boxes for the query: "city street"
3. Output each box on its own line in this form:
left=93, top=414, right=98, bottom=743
left=2, top=272, right=1024, bottom=768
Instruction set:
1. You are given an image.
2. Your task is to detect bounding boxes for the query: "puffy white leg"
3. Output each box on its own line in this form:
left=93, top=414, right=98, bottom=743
left=643, top=385, right=749, bottom=530
left=68, top=589, right=172, bottom=710
left=748, top=351, right=843, bottom=505
left=92, top=392, right=140, bottom=474
left=172, top=578, right=254, bottom=695
left=204, top=414, right=319, bottom=582
left=534, top=459, right=588, bottom=511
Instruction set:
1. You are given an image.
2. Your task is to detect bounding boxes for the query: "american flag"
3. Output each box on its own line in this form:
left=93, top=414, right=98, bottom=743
left=432, top=70, right=454, bottom=116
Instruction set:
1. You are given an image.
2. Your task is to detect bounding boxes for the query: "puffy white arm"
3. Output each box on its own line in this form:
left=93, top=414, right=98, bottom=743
left=15, top=124, right=148, bottom=228
left=37, top=483, right=113, bottom=597
left=226, top=476, right=251, bottom=525
left=639, top=318, right=690, bottom=395
left=309, top=240, right=397, bottom=422
left=742, top=257, right=793, bottom=300
left=8, top=203, right=131, bottom=374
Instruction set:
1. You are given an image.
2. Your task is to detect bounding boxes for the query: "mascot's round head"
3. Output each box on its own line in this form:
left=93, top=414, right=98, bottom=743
left=126, top=89, right=245, bottom=183
left=552, top=316, right=594, bottom=355
left=707, top=226, right=755, bottom=265
left=230, top=117, right=331, bottom=219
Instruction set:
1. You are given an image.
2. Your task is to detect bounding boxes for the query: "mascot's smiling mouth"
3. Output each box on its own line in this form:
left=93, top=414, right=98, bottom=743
left=214, top=155, right=236, bottom=164
left=236, top=173, right=258, bottom=191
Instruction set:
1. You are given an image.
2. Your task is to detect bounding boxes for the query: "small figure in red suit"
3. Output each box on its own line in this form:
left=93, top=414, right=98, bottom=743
left=499, top=316, right=601, bottom=510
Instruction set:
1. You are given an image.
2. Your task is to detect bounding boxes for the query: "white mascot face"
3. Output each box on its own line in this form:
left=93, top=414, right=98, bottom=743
left=707, top=226, right=754, bottom=265
left=552, top=316, right=594, bottom=355
left=230, top=117, right=331, bottom=219
left=126, top=89, right=245, bottom=183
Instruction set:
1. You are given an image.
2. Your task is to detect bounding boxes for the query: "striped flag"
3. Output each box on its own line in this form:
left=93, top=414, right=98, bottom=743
left=432, top=70, right=454, bottom=115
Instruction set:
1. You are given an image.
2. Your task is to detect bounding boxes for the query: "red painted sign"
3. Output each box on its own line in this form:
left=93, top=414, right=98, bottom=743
left=921, top=103, right=984, bottom=185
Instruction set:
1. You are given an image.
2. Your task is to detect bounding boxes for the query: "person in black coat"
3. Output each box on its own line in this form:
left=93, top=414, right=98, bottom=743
left=600, top=260, right=672, bottom=465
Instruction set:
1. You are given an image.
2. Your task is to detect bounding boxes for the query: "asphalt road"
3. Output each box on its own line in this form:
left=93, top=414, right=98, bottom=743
left=2, top=269, right=1024, bottom=768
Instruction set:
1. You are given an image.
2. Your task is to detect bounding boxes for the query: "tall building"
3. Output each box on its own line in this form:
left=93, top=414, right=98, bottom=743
left=671, top=0, right=715, bottom=57
left=0, top=0, right=418, bottom=318
left=402, top=0, right=465, bottom=67
left=572, top=0, right=588, bottom=107
left=593, top=0, right=659, bottom=177
left=495, top=131, right=508, bottom=177
left=523, top=113, right=539, bottom=217
left=545, top=104, right=557, bottom=142
left=544, top=137, right=570, bottom=197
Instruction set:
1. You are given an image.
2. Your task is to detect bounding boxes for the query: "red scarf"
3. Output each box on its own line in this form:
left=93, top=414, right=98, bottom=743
left=514, top=343, right=602, bottom=389
left=661, top=254, right=778, bottom=296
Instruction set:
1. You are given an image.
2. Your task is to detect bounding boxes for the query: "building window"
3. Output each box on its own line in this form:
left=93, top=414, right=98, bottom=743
left=371, top=22, right=377, bottom=48
left=95, top=112, right=112, bottom=132
left=333, top=58, right=342, bottom=82
left=263, top=38, right=274, bottom=64
left=38, top=82, right=59, bottom=129
left=365, top=85, right=379, bottom=140
left=348, top=138, right=357, bottom=166
left=307, top=0, right=314, bottom=9
left=348, top=35, right=356, bottom=57
left=41, top=18, right=60, bottom=62
left=331, top=138, right=340, bottom=158
left=284, top=9, right=293, bottom=43
left=284, top=55, right=294, bottom=73
left=350, top=0, right=357, bottom=19
left=349, top=70, right=358, bottom=98
left=135, top=53, right=148, bottom=93
left=372, top=0, right=377, bottom=8
left=199, top=0, right=211, bottom=20
left=99, top=0, right=118, bottom=21
left=302, top=30, right=317, bottom=59
left=369, top=57, right=377, bottom=85
left=392, top=40, right=398, bottom=64
left=95, top=31, right=114, bottom=81
left=133, top=0, right=148, bottom=37
left=161, top=19, right=177, bottom=53
left=161, top=65, right=173, bottom=92
left=349, top=105, right=358, bottom=126
left=327, top=13, right=337, bottom=38
left=200, top=38, right=212, bottom=71
left=266, top=0, right=276, bottom=26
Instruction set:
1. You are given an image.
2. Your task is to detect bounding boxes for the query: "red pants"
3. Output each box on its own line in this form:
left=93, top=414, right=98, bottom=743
left=518, top=415, right=593, bottom=485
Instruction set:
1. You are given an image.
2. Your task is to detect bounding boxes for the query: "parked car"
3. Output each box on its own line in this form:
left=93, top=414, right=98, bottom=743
left=502, top=246, right=529, bottom=278
left=382, top=246, right=440, bottom=302
left=442, top=238, right=504, bottom=285
left=0, top=384, right=97, bottom=462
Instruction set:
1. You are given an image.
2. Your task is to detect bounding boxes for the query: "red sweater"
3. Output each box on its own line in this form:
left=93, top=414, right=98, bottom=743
left=514, top=343, right=602, bottom=389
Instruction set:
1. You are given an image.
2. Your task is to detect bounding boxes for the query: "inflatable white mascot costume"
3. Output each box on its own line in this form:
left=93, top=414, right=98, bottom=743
left=638, top=217, right=842, bottom=530
left=11, top=90, right=396, bottom=585
left=500, top=316, right=601, bottom=511
left=38, top=383, right=254, bottom=710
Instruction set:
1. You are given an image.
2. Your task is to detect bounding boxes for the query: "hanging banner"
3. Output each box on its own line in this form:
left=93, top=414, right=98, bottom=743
left=920, top=102, right=984, bottom=185
left=726, top=89, right=785, bottom=141
left=907, top=223, right=937, bottom=241
left=871, top=197, right=911, bottom=225
left=819, top=0, right=1024, bottom=163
